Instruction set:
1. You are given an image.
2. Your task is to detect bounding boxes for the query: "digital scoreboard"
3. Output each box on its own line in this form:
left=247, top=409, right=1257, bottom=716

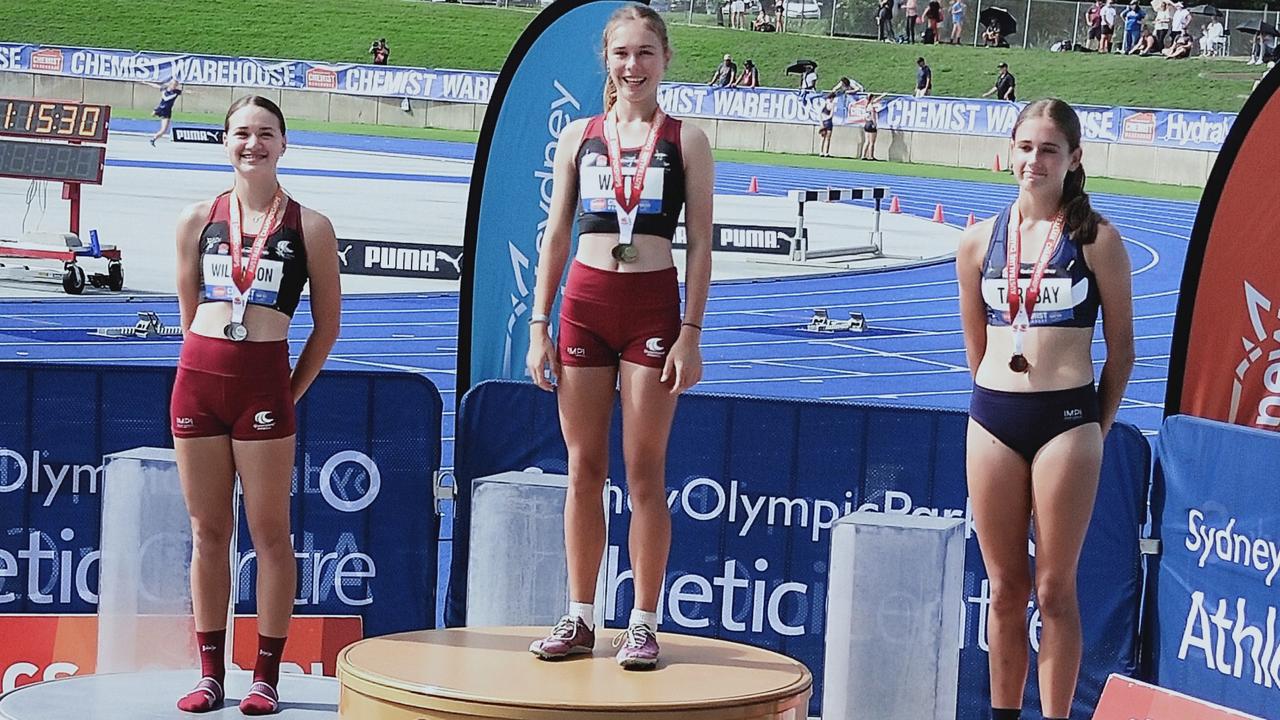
left=0, top=98, right=111, bottom=144
left=0, top=138, right=106, bottom=184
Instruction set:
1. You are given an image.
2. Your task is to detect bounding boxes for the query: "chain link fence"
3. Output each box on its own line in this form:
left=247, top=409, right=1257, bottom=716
left=480, top=0, right=1280, bottom=56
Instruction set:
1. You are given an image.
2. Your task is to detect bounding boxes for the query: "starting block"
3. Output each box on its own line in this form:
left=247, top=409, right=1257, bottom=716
left=90, top=311, right=183, bottom=339
left=805, top=308, right=867, bottom=333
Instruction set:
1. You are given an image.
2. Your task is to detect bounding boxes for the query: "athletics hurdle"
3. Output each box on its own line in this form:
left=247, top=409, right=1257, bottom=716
left=788, top=186, right=890, bottom=262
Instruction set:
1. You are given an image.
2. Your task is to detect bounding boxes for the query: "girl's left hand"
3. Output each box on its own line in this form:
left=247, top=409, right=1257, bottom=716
left=661, top=330, right=703, bottom=395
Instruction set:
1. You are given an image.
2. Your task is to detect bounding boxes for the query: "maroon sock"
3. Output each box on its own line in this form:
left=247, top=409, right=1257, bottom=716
left=176, top=630, right=226, bottom=713
left=253, top=634, right=287, bottom=688
left=196, top=629, right=226, bottom=680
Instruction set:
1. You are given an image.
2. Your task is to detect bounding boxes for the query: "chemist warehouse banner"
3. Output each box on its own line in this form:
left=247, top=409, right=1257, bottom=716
left=457, top=0, right=623, bottom=393
left=1166, top=64, right=1280, bottom=429
left=0, top=42, right=1233, bottom=152
left=448, top=381, right=1152, bottom=719
left=0, top=43, right=495, bottom=104
left=0, top=365, right=442, bottom=661
left=1149, top=415, right=1280, bottom=719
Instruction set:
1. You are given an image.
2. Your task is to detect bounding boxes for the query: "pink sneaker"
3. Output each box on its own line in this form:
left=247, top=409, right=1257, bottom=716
left=529, top=615, right=595, bottom=659
left=613, top=623, right=660, bottom=670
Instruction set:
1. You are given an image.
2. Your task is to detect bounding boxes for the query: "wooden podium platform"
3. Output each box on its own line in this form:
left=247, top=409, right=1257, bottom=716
left=337, top=626, right=812, bottom=719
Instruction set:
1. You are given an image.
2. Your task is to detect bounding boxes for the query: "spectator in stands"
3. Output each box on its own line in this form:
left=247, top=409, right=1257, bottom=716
left=860, top=93, right=886, bottom=160
left=1199, top=18, right=1225, bottom=56
left=982, top=62, right=1017, bottom=101
left=1127, top=26, right=1157, bottom=54
left=832, top=75, right=864, bottom=95
left=1170, top=2, right=1192, bottom=44
left=1085, top=0, right=1104, bottom=50
left=776, top=0, right=788, bottom=32
left=734, top=59, right=760, bottom=87
left=983, top=20, right=1009, bottom=47
left=1162, top=31, right=1194, bottom=58
left=877, top=0, right=895, bottom=41
left=957, top=97, right=1133, bottom=720
left=369, top=38, right=390, bottom=65
left=708, top=54, right=737, bottom=86
left=915, top=56, right=933, bottom=96
left=1100, top=0, right=1118, bottom=52
left=817, top=92, right=837, bottom=157
left=799, top=64, right=820, bottom=95
left=950, top=0, right=968, bottom=44
left=752, top=8, right=776, bottom=31
left=904, top=0, right=919, bottom=43
left=924, top=0, right=944, bottom=43
left=1122, top=1, right=1145, bottom=53
left=1152, top=0, right=1172, bottom=49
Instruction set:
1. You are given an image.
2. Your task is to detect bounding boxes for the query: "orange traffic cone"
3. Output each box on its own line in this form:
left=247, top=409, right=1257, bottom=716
left=933, top=203, right=946, bottom=223
left=966, top=211, right=976, bottom=227
left=991, top=154, right=1003, bottom=173
left=748, top=176, right=759, bottom=193
left=889, top=195, right=901, bottom=214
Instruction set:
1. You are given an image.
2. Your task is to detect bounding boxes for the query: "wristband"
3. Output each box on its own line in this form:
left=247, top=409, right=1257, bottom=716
left=681, top=322, right=702, bottom=331
left=529, top=313, right=551, bottom=325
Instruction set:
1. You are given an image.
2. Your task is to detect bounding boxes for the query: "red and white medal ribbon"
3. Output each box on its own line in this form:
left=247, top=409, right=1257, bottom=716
left=1005, top=207, right=1066, bottom=362
left=603, top=109, right=665, bottom=248
left=226, top=187, right=285, bottom=329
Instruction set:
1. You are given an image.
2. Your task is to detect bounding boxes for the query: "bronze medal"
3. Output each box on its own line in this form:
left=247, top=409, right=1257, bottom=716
left=612, top=244, right=639, bottom=263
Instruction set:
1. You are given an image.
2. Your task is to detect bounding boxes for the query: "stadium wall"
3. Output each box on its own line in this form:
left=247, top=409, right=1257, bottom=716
left=0, top=70, right=1212, bottom=186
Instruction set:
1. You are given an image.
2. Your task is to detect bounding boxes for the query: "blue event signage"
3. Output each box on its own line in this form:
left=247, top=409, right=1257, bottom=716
left=1149, top=415, right=1280, bottom=720
left=0, top=365, right=442, bottom=638
left=456, top=0, right=619, bottom=393
left=449, top=381, right=1152, bottom=719
left=0, top=42, right=1235, bottom=152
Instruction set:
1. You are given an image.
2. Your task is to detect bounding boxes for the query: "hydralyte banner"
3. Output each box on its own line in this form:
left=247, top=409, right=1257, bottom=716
left=0, top=42, right=1234, bottom=151
left=457, top=0, right=620, bottom=393
left=1149, top=415, right=1280, bottom=720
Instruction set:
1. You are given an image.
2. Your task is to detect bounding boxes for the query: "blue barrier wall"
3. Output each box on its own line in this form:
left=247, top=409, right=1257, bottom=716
left=447, top=380, right=1150, bottom=719
left=0, top=364, right=442, bottom=637
left=1148, top=415, right=1280, bottom=720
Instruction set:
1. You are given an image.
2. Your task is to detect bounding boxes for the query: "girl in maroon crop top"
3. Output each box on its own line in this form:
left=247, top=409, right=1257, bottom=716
left=169, top=95, right=341, bottom=715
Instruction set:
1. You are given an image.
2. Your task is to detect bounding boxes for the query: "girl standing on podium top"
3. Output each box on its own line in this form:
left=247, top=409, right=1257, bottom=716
left=169, top=96, right=341, bottom=714
left=524, top=2, right=713, bottom=671
left=956, top=98, right=1133, bottom=720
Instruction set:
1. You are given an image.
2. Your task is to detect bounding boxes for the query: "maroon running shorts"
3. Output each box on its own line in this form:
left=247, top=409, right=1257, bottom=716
left=557, top=260, right=681, bottom=369
left=170, top=331, right=296, bottom=441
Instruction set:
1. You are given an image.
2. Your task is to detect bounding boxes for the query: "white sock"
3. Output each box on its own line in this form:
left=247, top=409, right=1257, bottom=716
left=629, top=608, right=658, bottom=631
left=569, top=602, right=594, bottom=630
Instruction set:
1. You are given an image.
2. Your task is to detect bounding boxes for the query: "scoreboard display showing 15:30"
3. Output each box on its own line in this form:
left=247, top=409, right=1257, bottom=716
left=0, top=98, right=111, bottom=143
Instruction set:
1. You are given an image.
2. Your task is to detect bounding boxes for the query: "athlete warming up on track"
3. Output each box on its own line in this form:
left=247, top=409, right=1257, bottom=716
left=525, top=2, right=713, bottom=671
left=169, top=96, right=341, bottom=714
left=149, top=76, right=183, bottom=147
left=956, top=98, right=1133, bottom=720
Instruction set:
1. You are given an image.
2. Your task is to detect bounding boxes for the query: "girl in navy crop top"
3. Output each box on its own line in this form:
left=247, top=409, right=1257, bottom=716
left=955, top=98, right=1133, bottom=720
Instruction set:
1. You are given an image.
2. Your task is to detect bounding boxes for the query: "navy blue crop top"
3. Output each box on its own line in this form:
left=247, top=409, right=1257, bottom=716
left=576, top=114, right=685, bottom=240
left=198, top=192, right=309, bottom=317
left=982, top=204, right=1100, bottom=328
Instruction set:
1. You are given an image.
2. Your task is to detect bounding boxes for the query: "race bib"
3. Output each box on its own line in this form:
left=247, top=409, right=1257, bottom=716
left=579, top=164, right=665, bottom=215
left=983, top=277, right=1089, bottom=321
left=203, top=254, right=284, bottom=306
